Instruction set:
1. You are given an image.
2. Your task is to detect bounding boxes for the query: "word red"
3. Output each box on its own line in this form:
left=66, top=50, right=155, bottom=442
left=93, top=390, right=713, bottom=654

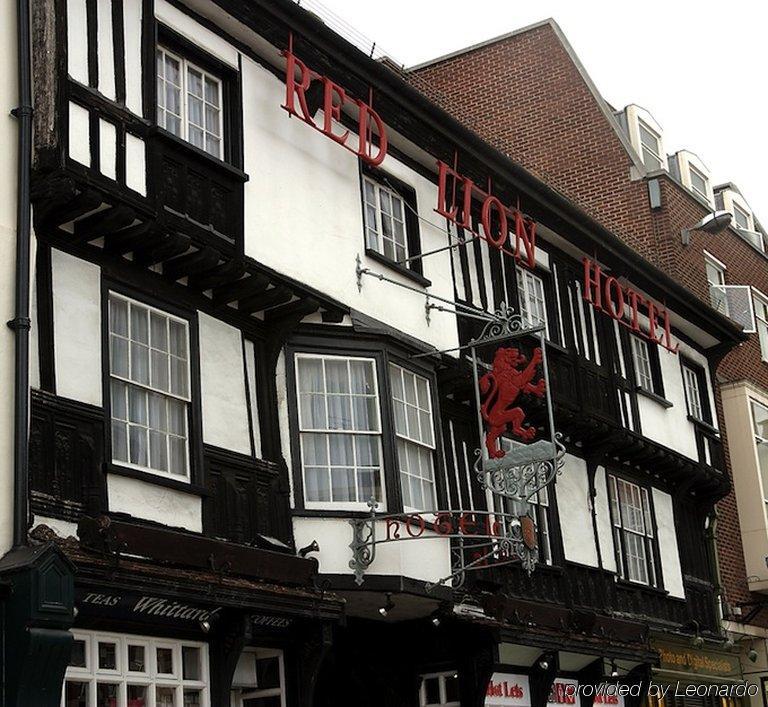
left=436, top=160, right=537, bottom=268
left=282, top=49, right=387, bottom=166
left=582, top=258, right=678, bottom=353
left=487, top=681, right=526, bottom=699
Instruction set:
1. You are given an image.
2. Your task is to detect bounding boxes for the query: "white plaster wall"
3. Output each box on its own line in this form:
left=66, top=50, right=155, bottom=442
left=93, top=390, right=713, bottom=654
left=243, top=339, right=262, bottom=458
left=293, top=516, right=451, bottom=582
left=593, top=466, right=617, bottom=572
left=125, top=134, right=147, bottom=196
left=276, top=351, right=293, bottom=505
left=241, top=57, right=459, bottom=354
left=69, top=102, right=91, bottom=167
left=155, top=0, right=238, bottom=68
left=556, top=454, right=598, bottom=567
left=99, top=118, right=117, bottom=180
left=635, top=327, right=715, bottom=462
left=96, top=0, right=116, bottom=99
left=29, top=244, right=40, bottom=390
left=652, top=488, right=685, bottom=598
left=107, top=474, right=202, bottom=532
left=67, top=0, right=89, bottom=84
left=0, top=0, right=18, bottom=553
left=198, top=312, right=251, bottom=455
left=33, top=515, right=79, bottom=539
left=52, top=248, right=103, bottom=405
left=123, top=0, right=143, bottom=115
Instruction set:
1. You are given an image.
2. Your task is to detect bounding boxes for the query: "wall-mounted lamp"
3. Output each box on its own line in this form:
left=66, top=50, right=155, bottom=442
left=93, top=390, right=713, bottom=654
left=681, top=210, right=733, bottom=246
left=378, top=593, right=395, bottom=618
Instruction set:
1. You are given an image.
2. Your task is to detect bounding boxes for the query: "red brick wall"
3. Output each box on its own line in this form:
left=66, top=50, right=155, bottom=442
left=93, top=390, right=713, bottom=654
left=410, top=21, right=768, bottom=624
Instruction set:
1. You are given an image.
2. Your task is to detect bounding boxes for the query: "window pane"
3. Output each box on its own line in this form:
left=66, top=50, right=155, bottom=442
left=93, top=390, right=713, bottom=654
left=302, top=433, right=328, bottom=466
left=169, top=436, right=187, bottom=477
left=98, top=642, right=117, bottom=670
left=183, top=691, right=201, bottom=707
left=111, top=380, right=127, bottom=420
left=128, top=386, right=148, bottom=424
left=128, top=644, right=146, bottom=672
left=170, top=356, right=188, bottom=397
left=127, top=685, right=148, bottom=707
left=129, top=426, right=148, bottom=466
left=110, top=335, right=129, bottom=378
left=131, top=342, right=150, bottom=385
left=182, top=646, right=201, bottom=681
left=168, top=398, right=186, bottom=435
left=156, top=647, right=174, bottom=674
left=425, top=677, right=440, bottom=704
left=96, top=683, right=118, bottom=707
left=327, top=395, right=352, bottom=430
left=65, top=681, right=89, bottom=707
left=150, top=431, right=168, bottom=471
left=70, top=640, right=87, bottom=668
left=331, top=467, right=356, bottom=501
left=112, top=421, right=128, bottom=462
left=305, top=466, right=330, bottom=501
left=110, top=298, right=128, bottom=336
left=169, top=320, right=187, bottom=358
left=349, top=360, right=375, bottom=394
left=329, top=433, right=354, bottom=467
left=151, top=349, right=170, bottom=391
left=156, top=687, right=176, bottom=707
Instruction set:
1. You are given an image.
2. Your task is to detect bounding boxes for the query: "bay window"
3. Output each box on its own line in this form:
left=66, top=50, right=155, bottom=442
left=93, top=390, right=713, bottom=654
left=751, top=401, right=768, bottom=511
left=608, top=474, right=658, bottom=586
left=108, top=294, right=191, bottom=480
left=63, top=631, right=208, bottom=707
left=638, top=120, right=663, bottom=171
left=682, top=360, right=710, bottom=424
left=157, top=46, right=223, bottom=159
left=296, top=354, right=383, bottom=508
left=390, top=363, right=437, bottom=511
left=756, top=294, right=768, bottom=362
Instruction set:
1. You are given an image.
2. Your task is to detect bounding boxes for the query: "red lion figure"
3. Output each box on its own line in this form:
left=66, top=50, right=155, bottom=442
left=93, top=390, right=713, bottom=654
left=479, top=347, right=546, bottom=459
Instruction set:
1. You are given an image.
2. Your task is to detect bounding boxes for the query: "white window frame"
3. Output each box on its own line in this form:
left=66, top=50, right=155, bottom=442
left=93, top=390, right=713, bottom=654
left=156, top=45, right=224, bottom=159
left=755, top=291, right=768, bottom=363
left=608, top=475, right=658, bottom=587
left=295, top=353, right=385, bottom=511
left=682, top=363, right=705, bottom=422
left=390, top=363, right=437, bottom=512
left=63, top=630, right=209, bottom=707
left=516, top=268, right=548, bottom=336
left=419, top=671, right=460, bottom=707
left=704, top=252, right=728, bottom=316
left=733, top=202, right=751, bottom=230
left=630, top=336, right=654, bottom=393
left=362, top=175, right=409, bottom=264
left=688, top=163, right=709, bottom=202
left=230, top=648, right=286, bottom=707
left=108, top=293, right=192, bottom=482
left=638, top=119, right=663, bottom=171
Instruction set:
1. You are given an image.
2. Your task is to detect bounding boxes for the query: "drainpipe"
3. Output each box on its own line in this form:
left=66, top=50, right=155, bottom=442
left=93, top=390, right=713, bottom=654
left=8, top=0, right=33, bottom=548
left=706, top=509, right=725, bottom=629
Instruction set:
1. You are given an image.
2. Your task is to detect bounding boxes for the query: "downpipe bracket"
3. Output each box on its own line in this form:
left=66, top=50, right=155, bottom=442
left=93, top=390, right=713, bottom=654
left=7, top=317, right=31, bottom=331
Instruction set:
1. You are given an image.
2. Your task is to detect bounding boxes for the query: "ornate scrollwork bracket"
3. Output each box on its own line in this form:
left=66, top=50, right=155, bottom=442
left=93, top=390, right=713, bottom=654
left=348, top=498, right=378, bottom=585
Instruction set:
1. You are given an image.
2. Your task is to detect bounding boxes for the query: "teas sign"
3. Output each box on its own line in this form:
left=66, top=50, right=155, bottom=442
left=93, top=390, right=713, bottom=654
left=282, top=48, right=387, bottom=166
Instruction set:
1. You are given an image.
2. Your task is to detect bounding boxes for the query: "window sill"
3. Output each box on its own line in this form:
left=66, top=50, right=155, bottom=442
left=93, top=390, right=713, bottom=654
left=614, top=577, right=669, bottom=597
left=636, top=387, right=673, bottom=409
left=150, top=127, right=249, bottom=183
left=364, top=248, right=432, bottom=288
left=104, top=462, right=209, bottom=497
left=687, top=415, right=719, bottom=434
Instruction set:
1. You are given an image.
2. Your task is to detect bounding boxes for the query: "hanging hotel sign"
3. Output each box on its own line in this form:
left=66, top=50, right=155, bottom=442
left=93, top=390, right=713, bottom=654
left=582, top=257, right=679, bottom=353
left=282, top=47, right=388, bottom=166
left=436, top=160, right=538, bottom=269
left=349, top=303, right=564, bottom=589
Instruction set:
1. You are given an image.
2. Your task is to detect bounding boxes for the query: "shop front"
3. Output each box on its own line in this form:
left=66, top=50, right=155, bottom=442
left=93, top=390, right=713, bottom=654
left=649, top=637, right=749, bottom=707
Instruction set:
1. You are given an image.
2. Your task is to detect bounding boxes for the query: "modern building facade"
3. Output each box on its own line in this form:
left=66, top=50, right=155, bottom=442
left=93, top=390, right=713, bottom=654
left=410, top=18, right=768, bottom=706
left=0, top=1, right=756, bottom=706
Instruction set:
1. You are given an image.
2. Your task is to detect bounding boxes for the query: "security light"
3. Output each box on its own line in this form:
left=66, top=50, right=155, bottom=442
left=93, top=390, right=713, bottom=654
left=749, top=648, right=759, bottom=663
left=378, top=593, right=395, bottom=617
left=681, top=210, right=733, bottom=245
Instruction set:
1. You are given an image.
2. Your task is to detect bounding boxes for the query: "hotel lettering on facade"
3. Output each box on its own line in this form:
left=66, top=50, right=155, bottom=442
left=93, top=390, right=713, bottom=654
left=0, top=1, right=755, bottom=706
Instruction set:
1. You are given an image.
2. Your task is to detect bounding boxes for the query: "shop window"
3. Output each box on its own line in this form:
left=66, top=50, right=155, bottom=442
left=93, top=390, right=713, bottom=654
left=681, top=360, right=711, bottom=424
left=607, top=474, right=659, bottom=587
left=638, top=119, right=663, bottom=171
left=157, top=46, right=223, bottom=159
left=756, top=295, right=768, bottom=362
left=231, top=649, right=286, bottom=707
left=390, top=363, right=437, bottom=511
left=296, top=354, right=383, bottom=509
left=516, top=268, right=548, bottom=334
left=63, top=631, right=208, bottom=707
left=420, top=671, right=460, bottom=707
left=108, top=293, right=191, bottom=480
left=361, top=167, right=424, bottom=279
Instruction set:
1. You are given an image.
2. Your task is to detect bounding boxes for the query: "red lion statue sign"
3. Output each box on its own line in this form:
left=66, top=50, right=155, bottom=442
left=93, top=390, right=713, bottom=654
left=479, top=347, right=546, bottom=459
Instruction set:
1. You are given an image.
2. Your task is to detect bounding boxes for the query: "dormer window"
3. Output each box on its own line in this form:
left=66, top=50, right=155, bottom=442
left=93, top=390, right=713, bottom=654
left=638, top=120, right=663, bottom=171
left=689, top=164, right=709, bottom=202
left=733, top=203, right=751, bottom=230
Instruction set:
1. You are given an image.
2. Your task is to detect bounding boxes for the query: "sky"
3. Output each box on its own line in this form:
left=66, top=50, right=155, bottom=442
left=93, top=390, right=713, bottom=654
left=306, top=0, right=767, bottom=223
